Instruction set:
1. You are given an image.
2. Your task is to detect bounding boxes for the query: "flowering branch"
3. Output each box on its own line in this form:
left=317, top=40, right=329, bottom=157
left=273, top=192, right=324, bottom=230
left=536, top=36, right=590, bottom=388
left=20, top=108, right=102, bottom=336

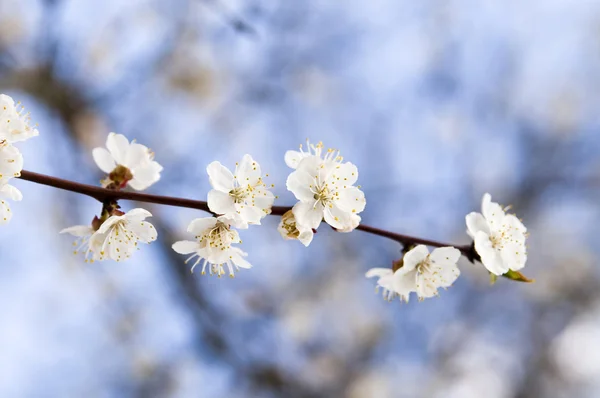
left=1, top=94, right=531, bottom=302
left=18, top=170, right=472, bottom=253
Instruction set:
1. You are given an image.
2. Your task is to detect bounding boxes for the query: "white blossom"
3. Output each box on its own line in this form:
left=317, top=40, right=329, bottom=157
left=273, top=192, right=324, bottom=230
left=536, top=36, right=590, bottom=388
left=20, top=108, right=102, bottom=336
left=393, top=245, right=461, bottom=300
left=206, top=154, right=275, bottom=228
left=285, top=140, right=329, bottom=169
left=61, top=208, right=157, bottom=262
left=277, top=210, right=314, bottom=246
left=0, top=141, right=23, bottom=180
left=0, top=94, right=39, bottom=143
left=60, top=225, right=96, bottom=261
left=172, top=216, right=251, bottom=277
left=92, top=132, right=163, bottom=190
left=465, top=193, right=528, bottom=275
left=286, top=151, right=366, bottom=232
left=0, top=179, right=22, bottom=224
left=365, top=268, right=408, bottom=302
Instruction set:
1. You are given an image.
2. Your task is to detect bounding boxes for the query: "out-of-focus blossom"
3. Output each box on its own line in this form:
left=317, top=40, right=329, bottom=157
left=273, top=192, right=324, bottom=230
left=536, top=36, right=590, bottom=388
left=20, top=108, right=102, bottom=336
left=206, top=154, right=274, bottom=228
left=172, top=216, right=251, bottom=277
left=466, top=193, right=527, bottom=275
left=278, top=209, right=314, bottom=246
left=92, top=132, right=163, bottom=190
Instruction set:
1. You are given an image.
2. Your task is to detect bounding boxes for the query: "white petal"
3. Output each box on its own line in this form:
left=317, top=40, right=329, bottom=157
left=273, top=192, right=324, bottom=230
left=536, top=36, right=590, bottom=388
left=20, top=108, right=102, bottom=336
left=238, top=204, right=263, bottom=225
left=393, top=267, right=417, bottom=296
left=172, top=240, right=199, bottom=255
left=416, top=272, right=439, bottom=299
left=336, top=214, right=360, bottom=233
left=284, top=150, right=304, bottom=169
left=0, top=199, right=12, bottom=224
left=332, top=162, right=359, bottom=186
left=430, top=247, right=461, bottom=266
left=465, top=212, right=489, bottom=238
left=231, top=250, right=252, bottom=269
left=129, top=161, right=162, bottom=190
left=92, top=147, right=117, bottom=174
left=0, top=184, right=22, bottom=201
left=207, top=190, right=236, bottom=216
left=187, top=217, right=217, bottom=235
left=0, top=144, right=23, bottom=178
left=286, top=169, right=316, bottom=202
left=323, top=204, right=352, bottom=230
left=481, top=193, right=505, bottom=226
left=297, top=229, right=314, bottom=246
left=235, top=154, right=261, bottom=186
left=292, top=201, right=323, bottom=230
left=403, top=245, right=429, bottom=271
left=60, top=225, right=94, bottom=237
left=365, top=268, right=393, bottom=279
left=127, top=220, right=157, bottom=243
left=335, top=187, right=366, bottom=214
left=124, top=208, right=152, bottom=221
left=474, top=231, right=508, bottom=275
left=96, top=215, right=124, bottom=234
left=105, top=133, right=130, bottom=165
left=206, top=161, right=234, bottom=192
left=124, top=143, right=150, bottom=168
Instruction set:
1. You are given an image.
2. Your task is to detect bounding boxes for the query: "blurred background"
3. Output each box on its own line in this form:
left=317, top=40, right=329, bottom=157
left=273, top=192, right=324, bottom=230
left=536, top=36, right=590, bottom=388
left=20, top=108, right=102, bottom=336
left=0, top=0, right=599, bottom=397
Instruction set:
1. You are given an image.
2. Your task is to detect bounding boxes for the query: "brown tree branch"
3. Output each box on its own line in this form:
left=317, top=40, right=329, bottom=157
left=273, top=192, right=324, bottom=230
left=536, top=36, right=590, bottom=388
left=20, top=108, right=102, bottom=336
left=18, top=169, right=472, bottom=254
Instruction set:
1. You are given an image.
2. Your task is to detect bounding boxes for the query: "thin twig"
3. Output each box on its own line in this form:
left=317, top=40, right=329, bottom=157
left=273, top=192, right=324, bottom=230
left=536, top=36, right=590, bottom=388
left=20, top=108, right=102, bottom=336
left=18, top=169, right=471, bottom=253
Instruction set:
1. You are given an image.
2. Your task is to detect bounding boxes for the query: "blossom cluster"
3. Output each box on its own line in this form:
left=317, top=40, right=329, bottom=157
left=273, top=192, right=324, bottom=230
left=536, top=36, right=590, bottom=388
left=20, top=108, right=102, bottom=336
left=61, top=133, right=161, bottom=262
left=0, top=91, right=529, bottom=304
left=0, top=94, right=39, bottom=224
left=366, top=193, right=529, bottom=302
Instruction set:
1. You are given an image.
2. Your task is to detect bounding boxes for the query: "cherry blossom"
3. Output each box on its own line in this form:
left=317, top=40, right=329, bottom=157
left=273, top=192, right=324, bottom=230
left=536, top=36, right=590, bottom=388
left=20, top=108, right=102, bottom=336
left=393, top=245, right=461, bottom=300
left=206, top=154, right=274, bottom=228
left=0, top=179, right=22, bottom=224
left=172, top=216, right=251, bottom=277
left=277, top=210, right=314, bottom=246
left=92, top=132, right=163, bottom=190
left=62, top=208, right=157, bottom=262
left=286, top=153, right=365, bottom=232
left=465, top=193, right=528, bottom=275
left=0, top=94, right=39, bottom=143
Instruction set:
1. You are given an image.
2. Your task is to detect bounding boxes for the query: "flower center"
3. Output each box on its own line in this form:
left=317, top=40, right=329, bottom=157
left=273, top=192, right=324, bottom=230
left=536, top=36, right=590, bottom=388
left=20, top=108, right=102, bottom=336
left=313, top=184, right=333, bottom=205
left=229, top=187, right=248, bottom=204
left=203, top=221, right=235, bottom=251
left=417, top=258, right=432, bottom=274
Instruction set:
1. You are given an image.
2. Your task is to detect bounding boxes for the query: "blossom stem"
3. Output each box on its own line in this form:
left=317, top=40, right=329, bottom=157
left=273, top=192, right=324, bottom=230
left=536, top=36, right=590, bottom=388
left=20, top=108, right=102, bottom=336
left=18, top=170, right=471, bottom=252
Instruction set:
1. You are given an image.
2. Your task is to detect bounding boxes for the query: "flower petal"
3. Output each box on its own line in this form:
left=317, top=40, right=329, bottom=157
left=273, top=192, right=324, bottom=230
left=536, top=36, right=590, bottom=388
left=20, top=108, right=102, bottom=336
left=0, top=183, right=22, bottom=201
left=402, top=245, right=429, bottom=271
left=92, top=147, right=117, bottom=174
left=465, top=212, right=489, bottom=238
left=172, top=240, right=199, bottom=255
left=323, top=204, right=352, bottom=230
left=292, top=201, right=323, bottom=230
left=124, top=208, right=152, bottom=222
left=474, top=231, right=508, bottom=275
left=106, top=132, right=130, bottom=165
left=207, top=190, right=236, bottom=216
left=206, top=161, right=234, bottom=192
left=60, top=225, right=94, bottom=237
left=430, top=246, right=461, bottom=266
left=332, top=162, right=358, bottom=186
left=365, top=268, right=393, bottom=279
left=336, top=187, right=366, bottom=213
left=0, top=200, right=12, bottom=224
left=187, top=217, right=217, bottom=235
left=284, top=150, right=304, bottom=169
left=286, top=169, right=316, bottom=202
left=127, top=220, right=157, bottom=243
left=235, top=154, right=261, bottom=187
